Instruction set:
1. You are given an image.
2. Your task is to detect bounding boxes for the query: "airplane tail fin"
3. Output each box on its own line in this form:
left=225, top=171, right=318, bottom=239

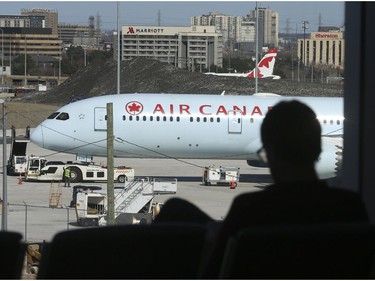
left=247, top=49, right=278, bottom=78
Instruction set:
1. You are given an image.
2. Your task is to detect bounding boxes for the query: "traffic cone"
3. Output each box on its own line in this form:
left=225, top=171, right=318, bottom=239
left=230, top=181, right=236, bottom=189
left=18, top=175, right=23, bottom=185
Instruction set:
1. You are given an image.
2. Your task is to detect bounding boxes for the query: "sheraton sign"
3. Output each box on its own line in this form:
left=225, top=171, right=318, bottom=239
left=312, top=32, right=343, bottom=40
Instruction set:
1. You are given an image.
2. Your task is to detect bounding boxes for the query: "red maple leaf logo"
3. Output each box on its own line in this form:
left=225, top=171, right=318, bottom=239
left=258, top=57, right=274, bottom=68
left=126, top=101, right=143, bottom=115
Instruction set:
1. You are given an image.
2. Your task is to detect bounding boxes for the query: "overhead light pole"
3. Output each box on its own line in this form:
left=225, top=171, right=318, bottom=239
left=1, top=28, right=4, bottom=86
left=302, top=21, right=309, bottom=82
left=1, top=98, right=7, bottom=231
left=255, top=2, right=259, bottom=93
left=117, top=1, right=120, bottom=95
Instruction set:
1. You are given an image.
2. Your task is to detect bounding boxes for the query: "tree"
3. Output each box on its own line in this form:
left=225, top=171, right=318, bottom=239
left=12, top=55, right=35, bottom=75
left=61, top=46, right=113, bottom=76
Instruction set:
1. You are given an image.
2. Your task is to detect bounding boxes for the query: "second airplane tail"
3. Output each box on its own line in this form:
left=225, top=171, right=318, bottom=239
left=247, top=49, right=279, bottom=79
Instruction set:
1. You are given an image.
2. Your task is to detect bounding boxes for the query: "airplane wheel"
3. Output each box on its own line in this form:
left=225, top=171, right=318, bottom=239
left=69, top=167, right=82, bottom=183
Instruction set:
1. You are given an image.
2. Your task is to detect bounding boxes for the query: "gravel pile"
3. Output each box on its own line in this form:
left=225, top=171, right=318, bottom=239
left=18, top=57, right=343, bottom=106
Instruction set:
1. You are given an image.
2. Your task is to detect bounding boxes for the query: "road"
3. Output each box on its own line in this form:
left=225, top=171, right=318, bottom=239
left=2, top=141, right=272, bottom=243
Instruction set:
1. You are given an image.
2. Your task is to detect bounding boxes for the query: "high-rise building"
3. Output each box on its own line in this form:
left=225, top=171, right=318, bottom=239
left=191, top=10, right=278, bottom=53
left=21, top=8, right=58, bottom=35
left=0, top=15, right=44, bottom=28
left=191, top=13, right=243, bottom=49
left=247, top=7, right=279, bottom=49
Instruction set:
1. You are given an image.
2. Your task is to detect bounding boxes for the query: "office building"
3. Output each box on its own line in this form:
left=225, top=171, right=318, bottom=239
left=298, top=31, right=345, bottom=69
left=58, top=24, right=101, bottom=49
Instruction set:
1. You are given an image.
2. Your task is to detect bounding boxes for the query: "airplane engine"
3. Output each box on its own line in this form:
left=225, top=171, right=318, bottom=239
left=246, top=139, right=343, bottom=180
left=315, top=140, right=343, bottom=179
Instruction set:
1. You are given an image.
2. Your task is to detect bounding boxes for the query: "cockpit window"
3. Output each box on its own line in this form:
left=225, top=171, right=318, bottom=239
left=56, top=112, right=70, bottom=120
left=47, top=112, right=60, bottom=119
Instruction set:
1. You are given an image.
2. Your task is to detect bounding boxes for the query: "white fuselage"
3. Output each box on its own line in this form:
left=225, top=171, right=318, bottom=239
left=31, top=93, right=343, bottom=178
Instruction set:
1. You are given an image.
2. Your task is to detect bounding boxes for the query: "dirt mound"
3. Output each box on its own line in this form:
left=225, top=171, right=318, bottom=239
left=17, top=57, right=343, bottom=106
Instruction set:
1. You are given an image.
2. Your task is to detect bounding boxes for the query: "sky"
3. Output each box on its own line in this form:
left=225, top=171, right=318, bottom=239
left=0, top=1, right=345, bottom=32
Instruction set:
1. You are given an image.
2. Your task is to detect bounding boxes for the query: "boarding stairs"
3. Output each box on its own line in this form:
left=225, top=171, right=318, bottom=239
left=98, top=177, right=177, bottom=226
left=114, top=178, right=154, bottom=215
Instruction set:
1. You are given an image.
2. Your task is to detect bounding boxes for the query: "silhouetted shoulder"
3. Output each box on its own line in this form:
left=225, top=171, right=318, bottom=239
left=226, top=181, right=368, bottom=226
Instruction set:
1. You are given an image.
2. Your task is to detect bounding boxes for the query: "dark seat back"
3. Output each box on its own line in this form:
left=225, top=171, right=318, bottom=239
left=0, top=231, right=25, bottom=279
left=219, top=223, right=375, bottom=279
left=37, top=223, right=207, bottom=279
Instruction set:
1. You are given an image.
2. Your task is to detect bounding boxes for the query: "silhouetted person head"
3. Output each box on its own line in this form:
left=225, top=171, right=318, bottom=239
left=261, top=100, right=322, bottom=182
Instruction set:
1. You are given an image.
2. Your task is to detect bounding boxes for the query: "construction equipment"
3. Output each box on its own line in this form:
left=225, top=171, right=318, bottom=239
left=203, top=166, right=240, bottom=187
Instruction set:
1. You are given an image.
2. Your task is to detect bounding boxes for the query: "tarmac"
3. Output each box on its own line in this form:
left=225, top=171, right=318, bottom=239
left=2, top=141, right=272, bottom=243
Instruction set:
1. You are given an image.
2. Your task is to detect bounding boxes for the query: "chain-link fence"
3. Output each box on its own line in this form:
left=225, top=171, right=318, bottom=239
left=7, top=203, right=80, bottom=243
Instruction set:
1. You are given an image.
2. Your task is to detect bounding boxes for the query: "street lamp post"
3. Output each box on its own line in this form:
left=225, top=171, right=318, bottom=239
left=1, top=28, right=4, bottom=86
left=1, top=98, right=7, bottom=231
left=302, top=21, right=309, bottom=82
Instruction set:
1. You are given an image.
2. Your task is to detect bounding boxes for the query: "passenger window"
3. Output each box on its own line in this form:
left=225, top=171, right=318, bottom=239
left=210, top=117, right=214, bottom=122
left=56, top=112, right=69, bottom=120
left=190, top=117, right=194, bottom=122
left=197, top=117, right=200, bottom=122
left=150, top=116, right=153, bottom=121
left=203, top=117, right=207, bottom=122
left=217, top=117, right=220, bottom=123
left=157, top=116, right=160, bottom=121
left=163, top=116, right=167, bottom=122
left=86, top=172, right=94, bottom=178
left=97, top=172, right=105, bottom=178
left=47, top=112, right=60, bottom=119
left=143, top=116, right=147, bottom=121
left=170, top=117, right=173, bottom=122
left=129, top=116, right=133, bottom=121
left=136, top=116, right=140, bottom=121
left=122, top=115, right=126, bottom=121
left=177, top=117, right=180, bottom=122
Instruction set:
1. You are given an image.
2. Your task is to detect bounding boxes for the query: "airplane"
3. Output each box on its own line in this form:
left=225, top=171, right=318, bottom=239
left=205, top=49, right=281, bottom=79
left=31, top=93, right=343, bottom=179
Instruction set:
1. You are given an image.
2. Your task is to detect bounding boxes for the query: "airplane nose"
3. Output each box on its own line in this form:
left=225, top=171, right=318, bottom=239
left=30, top=125, right=44, bottom=147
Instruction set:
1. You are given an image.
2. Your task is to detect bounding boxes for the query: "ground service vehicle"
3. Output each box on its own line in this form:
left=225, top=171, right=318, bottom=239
left=74, top=178, right=177, bottom=226
left=26, top=156, right=47, bottom=178
left=203, top=166, right=240, bottom=187
left=7, top=126, right=30, bottom=175
left=26, top=161, right=135, bottom=183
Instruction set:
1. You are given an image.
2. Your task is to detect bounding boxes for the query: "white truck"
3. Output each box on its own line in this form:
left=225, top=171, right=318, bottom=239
left=26, top=161, right=135, bottom=183
left=25, top=155, right=47, bottom=178
left=7, top=126, right=30, bottom=175
left=202, top=166, right=240, bottom=187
